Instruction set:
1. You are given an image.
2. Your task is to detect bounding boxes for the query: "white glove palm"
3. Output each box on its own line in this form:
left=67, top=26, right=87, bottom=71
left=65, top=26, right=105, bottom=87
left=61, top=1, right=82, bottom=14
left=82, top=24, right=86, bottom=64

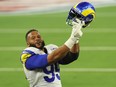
left=71, top=18, right=84, bottom=43
left=65, top=18, right=84, bottom=49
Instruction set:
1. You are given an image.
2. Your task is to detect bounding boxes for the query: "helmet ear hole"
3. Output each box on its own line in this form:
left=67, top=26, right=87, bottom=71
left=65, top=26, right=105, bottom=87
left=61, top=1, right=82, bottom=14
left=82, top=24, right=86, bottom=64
left=82, top=20, right=92, bottom=28
left=84, top=14, right=93, bottom=22
left=82, top=14, right=94, bottom=27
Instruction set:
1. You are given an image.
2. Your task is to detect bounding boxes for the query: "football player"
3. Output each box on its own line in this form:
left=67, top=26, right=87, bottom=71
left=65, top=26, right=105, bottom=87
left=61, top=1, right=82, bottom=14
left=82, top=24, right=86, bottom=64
left=20, top=1, right=95, bottom=87
left=20, top=19, right=82, bottom=87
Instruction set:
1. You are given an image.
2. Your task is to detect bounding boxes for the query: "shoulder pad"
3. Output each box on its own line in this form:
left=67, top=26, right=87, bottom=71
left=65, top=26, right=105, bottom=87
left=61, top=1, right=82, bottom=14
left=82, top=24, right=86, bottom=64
left=44, top=44, right=58, bottom=54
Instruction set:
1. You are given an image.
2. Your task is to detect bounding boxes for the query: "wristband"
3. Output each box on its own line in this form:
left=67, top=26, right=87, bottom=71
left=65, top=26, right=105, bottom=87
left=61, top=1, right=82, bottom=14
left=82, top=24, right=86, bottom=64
left=64, top=37, right=76, bottom=49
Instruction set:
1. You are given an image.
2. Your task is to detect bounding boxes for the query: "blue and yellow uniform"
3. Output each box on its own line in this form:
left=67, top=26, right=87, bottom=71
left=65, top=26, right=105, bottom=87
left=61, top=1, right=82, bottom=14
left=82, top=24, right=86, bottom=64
left=21, top=44, right=62, bottom=87
left=21, top=44, right=79, bottom=87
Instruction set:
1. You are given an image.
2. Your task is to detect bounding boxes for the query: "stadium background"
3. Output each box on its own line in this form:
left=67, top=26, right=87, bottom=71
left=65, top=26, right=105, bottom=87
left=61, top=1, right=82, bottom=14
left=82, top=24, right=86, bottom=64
left=0, top=0, right=116, bottom=87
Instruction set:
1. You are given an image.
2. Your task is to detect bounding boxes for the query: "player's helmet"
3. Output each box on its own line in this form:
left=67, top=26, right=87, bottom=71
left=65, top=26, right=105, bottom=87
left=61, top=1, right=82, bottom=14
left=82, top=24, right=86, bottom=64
left=66, top=2, right=96, bottom=28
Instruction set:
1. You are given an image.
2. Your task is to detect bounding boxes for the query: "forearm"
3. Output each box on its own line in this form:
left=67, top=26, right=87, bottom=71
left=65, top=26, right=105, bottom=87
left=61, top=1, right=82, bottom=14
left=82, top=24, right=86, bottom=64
left=70, top=43, right=80, bottom=53
left=47, top=45, right=69, bottom=64
left=58, top=43, right=80, bottom=65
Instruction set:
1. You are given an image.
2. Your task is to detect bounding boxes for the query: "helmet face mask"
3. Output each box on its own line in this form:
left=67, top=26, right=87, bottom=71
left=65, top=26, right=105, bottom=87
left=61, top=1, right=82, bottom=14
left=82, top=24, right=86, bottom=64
left=66, top=2, right=96, bottom=28
left=69, top=8, right=83, bottom=19
left=66, top=8, right=84, bottom=26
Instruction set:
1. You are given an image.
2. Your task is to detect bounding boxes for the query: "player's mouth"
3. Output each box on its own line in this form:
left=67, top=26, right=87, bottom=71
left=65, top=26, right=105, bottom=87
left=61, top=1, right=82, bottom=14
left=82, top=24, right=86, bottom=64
left=35, top=41, right=42, bottom=48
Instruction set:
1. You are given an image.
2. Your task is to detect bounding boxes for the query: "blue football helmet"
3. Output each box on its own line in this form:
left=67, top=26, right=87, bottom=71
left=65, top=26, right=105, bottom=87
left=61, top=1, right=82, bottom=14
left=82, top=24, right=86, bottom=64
left=66, top=2, right=96, bottom=28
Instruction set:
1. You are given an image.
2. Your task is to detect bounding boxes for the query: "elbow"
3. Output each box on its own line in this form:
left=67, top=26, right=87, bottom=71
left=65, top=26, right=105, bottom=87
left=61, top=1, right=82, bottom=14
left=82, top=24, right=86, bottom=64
left=59, top=52, right=79, bottom=65
left=71, top=52, right=79, bottom=61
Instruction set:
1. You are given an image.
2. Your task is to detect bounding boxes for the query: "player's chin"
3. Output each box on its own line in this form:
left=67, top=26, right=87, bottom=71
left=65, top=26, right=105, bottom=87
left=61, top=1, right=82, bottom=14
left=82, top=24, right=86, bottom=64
left=35, top=43, right=42, bottom=49
left=36, top=42, right=45, bottom=49
left=29, top=43, right=42, bottom=49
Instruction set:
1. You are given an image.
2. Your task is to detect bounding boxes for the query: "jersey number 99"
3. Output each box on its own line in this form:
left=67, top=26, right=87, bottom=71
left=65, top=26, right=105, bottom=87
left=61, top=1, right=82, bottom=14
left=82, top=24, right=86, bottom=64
left=43, top=63, right=60, bottom=82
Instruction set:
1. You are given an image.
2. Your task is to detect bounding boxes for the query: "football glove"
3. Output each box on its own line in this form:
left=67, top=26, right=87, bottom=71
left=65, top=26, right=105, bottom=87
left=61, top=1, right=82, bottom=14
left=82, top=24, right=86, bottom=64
left=65, top=18, right=83, bottom=49
left=71, top=18, right=84, bottom=43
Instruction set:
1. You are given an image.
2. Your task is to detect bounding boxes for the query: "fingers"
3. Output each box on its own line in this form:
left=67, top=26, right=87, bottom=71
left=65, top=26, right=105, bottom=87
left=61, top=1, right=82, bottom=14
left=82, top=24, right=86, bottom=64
left=72, top=18, right=85, bottom=29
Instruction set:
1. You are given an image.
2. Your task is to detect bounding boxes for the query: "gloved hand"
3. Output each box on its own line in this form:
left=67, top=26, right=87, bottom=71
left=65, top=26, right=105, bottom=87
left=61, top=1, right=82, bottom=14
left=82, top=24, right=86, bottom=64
left=71, top=18, right=84, bottom=43
left=65, top=18, right=84, bottom=49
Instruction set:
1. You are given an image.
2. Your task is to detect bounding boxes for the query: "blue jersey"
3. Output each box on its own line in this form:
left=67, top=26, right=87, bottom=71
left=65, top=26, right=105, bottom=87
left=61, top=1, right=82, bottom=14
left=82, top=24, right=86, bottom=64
left=21, top=44, right=62, bottom=87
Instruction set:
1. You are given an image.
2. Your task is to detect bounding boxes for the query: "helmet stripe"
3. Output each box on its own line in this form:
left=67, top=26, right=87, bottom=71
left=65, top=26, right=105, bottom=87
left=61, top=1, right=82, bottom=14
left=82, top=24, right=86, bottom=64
left=82, top=8, right=95, bottom=17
